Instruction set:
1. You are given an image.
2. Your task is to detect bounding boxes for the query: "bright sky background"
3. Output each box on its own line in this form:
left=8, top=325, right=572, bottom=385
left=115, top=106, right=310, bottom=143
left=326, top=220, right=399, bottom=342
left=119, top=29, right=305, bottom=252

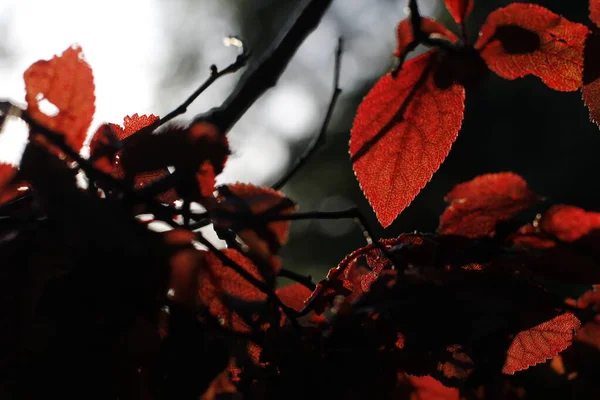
left=0, top=0, right=437, bottom=183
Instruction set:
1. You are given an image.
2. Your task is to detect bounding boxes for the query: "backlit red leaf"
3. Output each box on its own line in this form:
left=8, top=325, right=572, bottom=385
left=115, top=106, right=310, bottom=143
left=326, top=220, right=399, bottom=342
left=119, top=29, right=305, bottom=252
left=403, top=375, right=460, bottom=400
left=276, top=283, right=311, bottom=312
left=395, top=17, right=458, bottom=58
left=0, top=163, right=18, bottom=197
left=198, top=249, right=267, bottom=332
left=216, top=184, right=297, bottom=273
left=24, top=45, right=95, bottom=151
left=200, top=369, right=237, bottom=400
left=444, top=0, right=474, bottom=25
left=350, top=51, right=465, bottom=227
left=276, top=283, right=326, bottom=326
left=476, top=4, right=589, bottom=91
left=539, top=205, right=600, bottom=242
left=90, top=114, right=178, bottom=202
left=503, top=312, right=580, bottom=374
left=438, top=172, right=539, bottom=238
left=591, top=0, right=600, bottom=29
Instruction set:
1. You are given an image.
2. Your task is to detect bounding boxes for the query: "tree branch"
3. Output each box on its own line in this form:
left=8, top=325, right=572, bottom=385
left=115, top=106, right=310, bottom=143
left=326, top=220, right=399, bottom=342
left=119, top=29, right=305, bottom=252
left=194, top=0, right=334, bottom=134
left=123, top=39, right=250, bottom=145
left=272, top=37, right=343, bottom=190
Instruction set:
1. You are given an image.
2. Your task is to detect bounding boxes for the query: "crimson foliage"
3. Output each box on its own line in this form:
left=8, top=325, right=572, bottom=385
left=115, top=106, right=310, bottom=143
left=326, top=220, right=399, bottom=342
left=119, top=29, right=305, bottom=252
left=1, top=1, right=600, bottom=399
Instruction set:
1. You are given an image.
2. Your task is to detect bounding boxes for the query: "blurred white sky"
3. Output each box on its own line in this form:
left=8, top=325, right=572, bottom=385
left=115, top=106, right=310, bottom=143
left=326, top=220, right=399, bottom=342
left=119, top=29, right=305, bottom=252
left=0, top=0, right=437, bottom=184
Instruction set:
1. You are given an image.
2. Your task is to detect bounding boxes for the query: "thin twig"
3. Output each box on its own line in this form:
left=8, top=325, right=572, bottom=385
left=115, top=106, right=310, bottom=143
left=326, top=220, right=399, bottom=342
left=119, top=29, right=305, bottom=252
left=0, top=101, right=179, bottom=225
left=272, top=37, right=343, bottom=190
left=194, top=0, right=334, bottom=135
left=278, top=268, right=316, bottom=291
left=191, top=207, right=375, bottom=245
left=123, top=40, right=250, bottom=144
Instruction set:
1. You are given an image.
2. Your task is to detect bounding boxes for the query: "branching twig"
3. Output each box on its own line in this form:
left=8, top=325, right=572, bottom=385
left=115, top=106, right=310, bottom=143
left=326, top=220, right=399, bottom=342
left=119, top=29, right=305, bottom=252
left=0, top=101, right=179, bottom=225
left=194, top=0, right=334, bottom=135
left=123, top=39, right=250, bottom=144
left=191, top=207, right=375, bottom=244
left=392, top=0, right=458, bottom=77
left=272, top=37, right=343, bottom=190
left=278, top=268, right=316, bottom=291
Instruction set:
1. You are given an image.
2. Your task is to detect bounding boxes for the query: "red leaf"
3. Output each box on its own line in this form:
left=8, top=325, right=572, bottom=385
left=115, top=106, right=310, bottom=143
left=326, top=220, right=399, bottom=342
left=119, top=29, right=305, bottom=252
left=438, top=172, right=539, bottom=238
left=90, top=114, right=178, bottom=203
left=403, top=375, right=460, bottom=400
left=198, top=249, right=267, bottom=332
left=216, top=184, right=297, bottom=273
left=503, top=312, right=580, bottom=374
left=395, top=17, right=458, bottom=58
left=24, top=45, right=95, bottom=151
left=444, top=0, right=474, bottom=25
left=276, top=283, right=326, bottom=326
left=475, top=4, right=589, bottom=91
left=350, top=51, right=465, bottom=227
left=591, top=0, right=600, bottom=29
left=200, top=369, right=237, bottom=400
left=0, top=164, right=18, bottom=197
left=276, top=283, right=311, bottom=312
left=539, top=205, right=600, bottom=242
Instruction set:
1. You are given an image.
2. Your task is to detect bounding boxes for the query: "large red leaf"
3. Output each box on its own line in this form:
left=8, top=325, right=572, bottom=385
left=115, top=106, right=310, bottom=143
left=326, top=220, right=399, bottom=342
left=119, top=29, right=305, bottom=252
left=444, top=0, right=474, bottom=25
left=503, top=312, right=580, bottom=374
left=24, top=45, right=95, bottom=152
left=475, top=4, right=589, bottom=91
left=438, top=172, right=539, bottom=238
left=395, top=17, right=458, bottom=59
left=350, top=51, right=465, bottom=227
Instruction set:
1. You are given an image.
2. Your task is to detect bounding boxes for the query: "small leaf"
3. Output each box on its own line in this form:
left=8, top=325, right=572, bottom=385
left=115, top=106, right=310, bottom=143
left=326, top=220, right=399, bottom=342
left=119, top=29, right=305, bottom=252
left=476, top=4, right=590, bottom=91
left=350, top=51, right=465, bottom=227
left=216, top=184, right=297, bottom=273
left=591, top=0, right=600, bottom=29
left=503, top=312, right=580, bottom=374
left=198, top=249, right=268, bottom=333
left=539, top=205, right=600, bottom=242
left=90, top=114, right=178, bottom=202
left=403, top=375, right=460, bottom=400
left=0, top=163, right=18, bottom=197
left=24, top=45, right=95, bottom=151
left=582, top=32, right=600, bottom=128
left=438, top=172, right=539, bottom=238
left=395, top=17, right=458, bottom=58
left=444, top=0, right=474, bottom=25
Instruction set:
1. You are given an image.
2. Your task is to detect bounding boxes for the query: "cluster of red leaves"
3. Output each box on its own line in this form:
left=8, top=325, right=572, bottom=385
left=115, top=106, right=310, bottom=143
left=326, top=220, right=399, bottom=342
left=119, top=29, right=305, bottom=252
left=351, top=0, right=592, bottom=227
left=0, top=45, right=301, bottom=399
left=274, top=171, right=599, bottom=400
left=3, top=3, right=600, bottom=400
